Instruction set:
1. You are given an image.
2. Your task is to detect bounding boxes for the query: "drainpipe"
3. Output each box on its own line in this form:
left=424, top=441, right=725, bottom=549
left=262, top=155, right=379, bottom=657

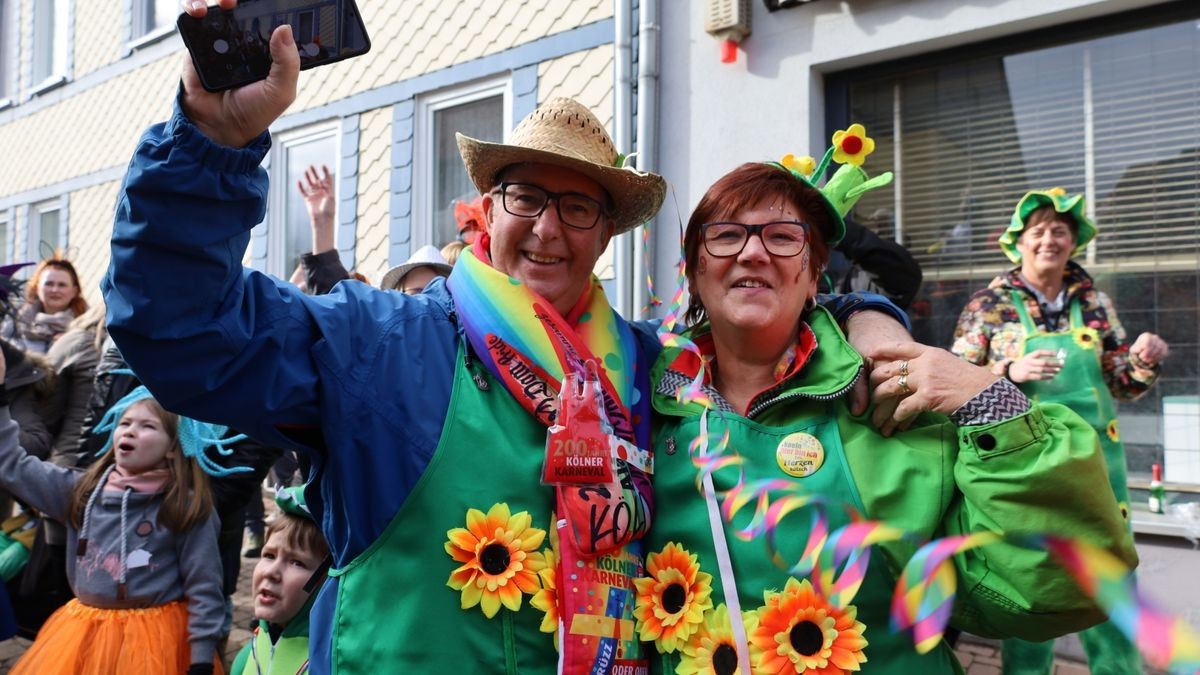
left=634, top=0, right=660, bottom=319
left=613, top=0, right=635, bottom=318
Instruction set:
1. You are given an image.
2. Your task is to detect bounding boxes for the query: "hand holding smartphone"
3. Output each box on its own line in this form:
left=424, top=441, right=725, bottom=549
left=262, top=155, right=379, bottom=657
left=179, top=0, right=371, bottom=93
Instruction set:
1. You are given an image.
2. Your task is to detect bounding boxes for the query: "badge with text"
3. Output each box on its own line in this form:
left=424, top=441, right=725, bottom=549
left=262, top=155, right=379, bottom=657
left=776, top=432, right=825, bottom=478
left=543, top=372, right=615, bottom=486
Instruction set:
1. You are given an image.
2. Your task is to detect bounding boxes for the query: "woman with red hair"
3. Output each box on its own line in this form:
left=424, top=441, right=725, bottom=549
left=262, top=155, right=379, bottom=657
left=2, top=258, right=89, bottom=353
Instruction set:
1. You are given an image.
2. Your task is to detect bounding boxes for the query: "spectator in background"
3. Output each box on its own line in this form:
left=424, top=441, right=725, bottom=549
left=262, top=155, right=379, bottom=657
left=453, top=195, right=486, bottom=245
left=440, top=240, right=467, bottom=266
left=952, top=188, right=1167, bottom=675
left=379, top=245, right=452, bottom=294
left=819, top=212, right=923, bottom=311
left=2, top=258, right=88, bottom=354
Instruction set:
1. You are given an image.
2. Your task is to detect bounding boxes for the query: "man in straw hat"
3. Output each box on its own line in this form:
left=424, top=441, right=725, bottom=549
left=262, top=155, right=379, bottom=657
left=103, top=3, right=908, bottom=671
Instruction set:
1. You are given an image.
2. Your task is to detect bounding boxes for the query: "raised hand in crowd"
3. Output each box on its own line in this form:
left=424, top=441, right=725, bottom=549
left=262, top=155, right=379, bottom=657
left=299, top=164, right=336, bottom=255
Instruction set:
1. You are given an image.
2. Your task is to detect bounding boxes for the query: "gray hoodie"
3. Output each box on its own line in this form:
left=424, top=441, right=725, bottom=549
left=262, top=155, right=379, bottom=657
left=0, top=407, right=223, bottom=665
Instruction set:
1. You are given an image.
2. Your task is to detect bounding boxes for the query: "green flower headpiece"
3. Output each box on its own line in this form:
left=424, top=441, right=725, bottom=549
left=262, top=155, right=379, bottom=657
left=998, top=188, right=1097, bottom=263
left=274, top=485, right=314, bottom=521
left=769, top=123, right=895, bottom=247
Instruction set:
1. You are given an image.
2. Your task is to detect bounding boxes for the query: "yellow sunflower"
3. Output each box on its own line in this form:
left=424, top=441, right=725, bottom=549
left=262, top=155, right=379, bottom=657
left=781, top=154, right=817, bottom=177
left=745, top=577, right=867, bottom=675
left=530, top=546, right=559, bottom=642
left=677, top=604, right=745, bottom=675
left=1073, top=331, right=1098, bottom=350
left=445, top=503, right=547, bottom=618
left=1106, top=419, right=1120, bottom=443
left=633, top=542, right=714, bottom=653
left=831, top=124, right=875, bottom=167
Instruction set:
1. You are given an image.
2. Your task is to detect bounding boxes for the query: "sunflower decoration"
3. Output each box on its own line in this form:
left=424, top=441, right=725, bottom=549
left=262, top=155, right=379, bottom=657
left=530, top=544, right=560, bottom=646
left=633, top=542, right=715, bottom=653
left=1073, top=331, right=1097, bottom=350
left=1106, top=419, right=1120, bottom=443
left=445, top=503, right=547, bottom=618
left=677, top=604, right=745, bottom=675
left=744, top=577, right=867, bottom=675
left=781, top=154, right=817, bottom=177
left=831, top=124, right=875, bottom=167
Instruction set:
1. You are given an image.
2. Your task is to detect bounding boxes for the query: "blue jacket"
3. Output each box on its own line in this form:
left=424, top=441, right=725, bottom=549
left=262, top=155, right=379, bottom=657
left=103, top=102, right=905, bottom=672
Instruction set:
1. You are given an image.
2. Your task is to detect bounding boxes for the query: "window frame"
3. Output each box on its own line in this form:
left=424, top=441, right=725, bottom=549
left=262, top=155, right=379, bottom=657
left=0, top=0, right=16, bottom=107
left=28, top=197, right=66, bottom=259
left=0, top=208, right=11, bottom=263
left=824, top=2, right=1200, bottom=283
left=266, top=121, right=341, bottom=279
left=126, top=0, right=179, bottom=50
left=30, top=0, right=70, bottom=94
left=413, top=77, right=512, bottom=250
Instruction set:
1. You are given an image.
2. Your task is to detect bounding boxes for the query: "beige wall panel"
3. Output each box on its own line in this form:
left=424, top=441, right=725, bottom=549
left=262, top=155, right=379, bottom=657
left=0, top=54, right=177, bottom=195
left=74, top=1, right=124, bottom=78
left=290, top=0, right=611, bottom=114
left=537, top=45, right=614, bottom=134
left=67, top=180, right=119, bottom=305
left=353, top=107, right=392, bottom=282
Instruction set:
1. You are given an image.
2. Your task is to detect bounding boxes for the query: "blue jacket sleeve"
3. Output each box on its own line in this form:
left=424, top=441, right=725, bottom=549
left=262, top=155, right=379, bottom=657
left=817, top=290, right=912, bottom=331
left=103, top=101, right=321, bottom=448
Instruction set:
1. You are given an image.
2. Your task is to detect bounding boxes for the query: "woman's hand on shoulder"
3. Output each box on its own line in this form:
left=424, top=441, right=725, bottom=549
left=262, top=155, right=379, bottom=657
left=866, top=342, right=999, bottom=436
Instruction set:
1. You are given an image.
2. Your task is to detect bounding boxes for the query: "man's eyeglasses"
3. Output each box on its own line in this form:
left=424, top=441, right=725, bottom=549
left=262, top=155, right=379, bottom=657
left=494, top=182, right=607, bottom=230
left=700, top=221, right=810, bottom=258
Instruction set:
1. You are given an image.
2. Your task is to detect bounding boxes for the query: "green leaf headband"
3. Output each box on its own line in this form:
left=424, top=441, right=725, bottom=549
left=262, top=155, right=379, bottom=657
left=274, top=485, right=314, bottom=521
left=768, top=124, right=895, bottom=247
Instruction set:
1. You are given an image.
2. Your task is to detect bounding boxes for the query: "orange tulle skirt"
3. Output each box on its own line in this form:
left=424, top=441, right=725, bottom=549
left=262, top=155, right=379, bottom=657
left=12, top=599, right=224, bottom=675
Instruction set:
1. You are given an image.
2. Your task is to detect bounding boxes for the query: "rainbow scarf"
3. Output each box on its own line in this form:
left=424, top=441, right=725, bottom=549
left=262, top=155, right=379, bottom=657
left=447, top=246, right=648, bottom=446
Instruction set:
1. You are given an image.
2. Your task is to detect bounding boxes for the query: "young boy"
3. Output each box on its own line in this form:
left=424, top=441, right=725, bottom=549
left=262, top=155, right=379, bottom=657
left=231, top=488, right=330, bottom=675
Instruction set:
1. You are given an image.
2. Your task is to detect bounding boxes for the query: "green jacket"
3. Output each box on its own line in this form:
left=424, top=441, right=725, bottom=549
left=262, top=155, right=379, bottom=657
left=644, top=307, right=1137, bottom=673
left=231, top=611, right=312, bottom=675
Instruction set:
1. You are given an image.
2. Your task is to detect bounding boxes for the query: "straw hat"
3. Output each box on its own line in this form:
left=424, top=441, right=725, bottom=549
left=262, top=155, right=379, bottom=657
left=456, top=97, right=666, bottom=234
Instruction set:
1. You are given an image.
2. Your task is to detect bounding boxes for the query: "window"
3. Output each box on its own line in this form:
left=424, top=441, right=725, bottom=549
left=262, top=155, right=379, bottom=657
left=831, top=11, right=1200, bottom=480
left=30, top=199, right=63, bottom=256
left=0, top=0, right=15, bottom=102
left=268, top=125, right=338, bottom=278
left=131, top=0, right=178, bottom=40
left=0, top=210, right=10, bottom=262
left=31, top=0, right=67, bottom=87
left=416, top=79, right=510, bottom=248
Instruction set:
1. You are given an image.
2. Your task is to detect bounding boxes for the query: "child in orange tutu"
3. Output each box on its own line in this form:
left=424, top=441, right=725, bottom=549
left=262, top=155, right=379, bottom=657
left=0, top=348, right=226, bottom=674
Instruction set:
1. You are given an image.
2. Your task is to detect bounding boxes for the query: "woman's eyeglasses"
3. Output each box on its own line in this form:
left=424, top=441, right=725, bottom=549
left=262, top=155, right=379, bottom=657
left=700, top=221, right=810, bottom=258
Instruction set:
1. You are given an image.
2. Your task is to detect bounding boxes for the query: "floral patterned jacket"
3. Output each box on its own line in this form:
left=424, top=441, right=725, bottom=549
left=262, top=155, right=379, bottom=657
left=951, top=262, right=1158, bottom=400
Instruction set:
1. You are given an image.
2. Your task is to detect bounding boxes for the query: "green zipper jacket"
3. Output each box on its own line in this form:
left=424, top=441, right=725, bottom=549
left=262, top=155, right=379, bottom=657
left=644, top=306, right=1137, bottom=673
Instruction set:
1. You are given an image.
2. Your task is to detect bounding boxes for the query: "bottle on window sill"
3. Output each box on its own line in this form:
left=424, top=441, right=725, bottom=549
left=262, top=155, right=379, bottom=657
left=1149, top=463, right=1165, bottom=515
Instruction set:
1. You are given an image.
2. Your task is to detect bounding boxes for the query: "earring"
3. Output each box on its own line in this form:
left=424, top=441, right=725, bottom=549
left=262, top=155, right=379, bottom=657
left=804, top=296, right=816, bottom=312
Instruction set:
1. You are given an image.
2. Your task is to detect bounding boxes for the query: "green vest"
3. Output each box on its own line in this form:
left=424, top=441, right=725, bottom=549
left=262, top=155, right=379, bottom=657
left=320, top=349, right=575, bottom=672
left=647, top=310, right=962, bottom=674
left=1010, top=292, right=1130, bottom=512
left=232, top=622, right=311, bottom=675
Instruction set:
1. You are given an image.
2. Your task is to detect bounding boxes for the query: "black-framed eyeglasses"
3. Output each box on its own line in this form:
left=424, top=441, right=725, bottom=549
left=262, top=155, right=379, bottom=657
left=700, top=221, right=810, bottom=258
left=494, top=182, right=607, bottom=230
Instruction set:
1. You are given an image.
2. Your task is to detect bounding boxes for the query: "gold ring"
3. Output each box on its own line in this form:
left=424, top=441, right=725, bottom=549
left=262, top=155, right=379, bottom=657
left=898, top=374, right=910, bottom=395
left=899, top=360, right=909, bottom=378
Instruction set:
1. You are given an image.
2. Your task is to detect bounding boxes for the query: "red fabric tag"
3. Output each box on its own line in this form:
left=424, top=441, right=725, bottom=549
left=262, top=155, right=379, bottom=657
left=543, top=375, right=615, bottom=486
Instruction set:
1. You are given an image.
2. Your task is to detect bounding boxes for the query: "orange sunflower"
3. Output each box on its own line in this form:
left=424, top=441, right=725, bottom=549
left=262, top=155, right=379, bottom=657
left=745, top=577, right=867, bottom=675
left=677, top=604, right=745, bottom=675
left=445, top=503, right=547, bottom=618
left=1106, top=419, right=1120, bottom=443
left=530, top=546, right=559, bottom=642
left=633, top=542, right=714, bottom=653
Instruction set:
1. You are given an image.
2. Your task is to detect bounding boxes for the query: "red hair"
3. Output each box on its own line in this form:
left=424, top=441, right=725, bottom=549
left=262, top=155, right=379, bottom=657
left=26, top=258, right=88, bottom=316
left=684, top=163, right=832, bottom=326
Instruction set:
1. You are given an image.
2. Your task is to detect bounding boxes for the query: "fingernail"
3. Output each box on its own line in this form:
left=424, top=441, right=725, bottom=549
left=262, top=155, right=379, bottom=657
left=191, top=0, right=205, bottom=10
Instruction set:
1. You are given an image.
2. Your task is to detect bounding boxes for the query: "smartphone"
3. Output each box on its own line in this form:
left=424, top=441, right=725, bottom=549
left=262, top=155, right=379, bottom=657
left=178, top=0, right=371, bottom=93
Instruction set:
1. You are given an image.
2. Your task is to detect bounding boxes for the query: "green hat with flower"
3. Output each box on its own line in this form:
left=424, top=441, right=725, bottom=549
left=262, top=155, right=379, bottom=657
left=998, top=188, right=1097, bottom=263
left=274, top=485, right=314, bottom=521
left=770, top=123, right=895, bottom=247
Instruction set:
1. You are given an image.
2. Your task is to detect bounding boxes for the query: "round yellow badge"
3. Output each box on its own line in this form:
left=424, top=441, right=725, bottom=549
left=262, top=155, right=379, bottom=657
left=776, top=433, right=825, bottom=478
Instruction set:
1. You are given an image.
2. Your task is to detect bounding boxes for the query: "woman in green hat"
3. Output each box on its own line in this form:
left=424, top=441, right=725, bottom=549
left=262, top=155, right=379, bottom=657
left=951, top=188, right=1169, bottom=675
